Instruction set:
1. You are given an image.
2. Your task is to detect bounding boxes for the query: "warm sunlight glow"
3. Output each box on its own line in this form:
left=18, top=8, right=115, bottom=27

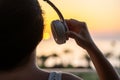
left=39, top=0, right=120, bottom=39
left=43, top=32, right=51, bottom=40
left=37, top=0, right=120, bottom=68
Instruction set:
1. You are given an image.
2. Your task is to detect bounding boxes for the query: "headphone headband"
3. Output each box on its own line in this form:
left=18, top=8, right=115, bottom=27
left=43, top=0, right=69, bottom=31
left=43, top=0, right=64, bottom=21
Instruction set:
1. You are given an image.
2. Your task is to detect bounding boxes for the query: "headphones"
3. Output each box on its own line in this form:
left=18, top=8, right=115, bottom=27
left=44, top=0, right=69, bottom=44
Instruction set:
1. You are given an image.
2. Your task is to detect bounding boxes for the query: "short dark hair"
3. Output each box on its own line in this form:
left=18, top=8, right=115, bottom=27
left=0, top=0, right=44, bottom=71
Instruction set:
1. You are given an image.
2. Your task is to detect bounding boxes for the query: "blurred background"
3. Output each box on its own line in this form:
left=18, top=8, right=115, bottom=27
left=36, top=0, right=120, bottom=79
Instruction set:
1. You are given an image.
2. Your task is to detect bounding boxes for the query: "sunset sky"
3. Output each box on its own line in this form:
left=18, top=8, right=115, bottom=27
left=36, top=0, right=120, bottom=67
left=39, top=0, right=120, bottom=40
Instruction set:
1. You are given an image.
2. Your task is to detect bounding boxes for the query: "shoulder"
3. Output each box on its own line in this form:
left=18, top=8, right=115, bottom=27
left=61, top=72, right=83, bottom=80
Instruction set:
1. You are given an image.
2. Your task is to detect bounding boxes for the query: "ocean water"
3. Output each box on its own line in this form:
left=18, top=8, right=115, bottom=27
left=36, top=38, right=120, bottom=68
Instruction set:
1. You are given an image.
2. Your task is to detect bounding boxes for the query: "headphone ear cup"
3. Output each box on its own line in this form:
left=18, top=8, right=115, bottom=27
left=51, top=20, right=67, bottom=44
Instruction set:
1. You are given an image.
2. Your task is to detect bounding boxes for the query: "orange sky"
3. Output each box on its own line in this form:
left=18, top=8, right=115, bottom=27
left=39, top=0, right=120, bottom=40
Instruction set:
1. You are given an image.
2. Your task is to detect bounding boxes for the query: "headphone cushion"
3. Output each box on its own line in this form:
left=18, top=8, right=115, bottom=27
left=51, top=20, right=66, bottom=44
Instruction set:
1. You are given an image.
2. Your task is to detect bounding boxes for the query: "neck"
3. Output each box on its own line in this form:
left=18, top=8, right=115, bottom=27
left=0, top=50, right=43, bottom=80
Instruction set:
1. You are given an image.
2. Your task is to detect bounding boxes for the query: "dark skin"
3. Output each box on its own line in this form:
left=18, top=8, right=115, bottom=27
left=66, top=19, right=120, bottom=80
left=0, top=19, right=119, bottom=80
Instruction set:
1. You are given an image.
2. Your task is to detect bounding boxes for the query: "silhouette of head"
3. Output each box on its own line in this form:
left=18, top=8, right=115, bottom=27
left=0, top=0, right=44, bottom=71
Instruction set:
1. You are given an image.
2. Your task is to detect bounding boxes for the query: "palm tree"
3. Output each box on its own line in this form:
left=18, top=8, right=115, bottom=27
left=49, top=52, right=64, bottom=68
left=38, top=55, right=49, bottom=68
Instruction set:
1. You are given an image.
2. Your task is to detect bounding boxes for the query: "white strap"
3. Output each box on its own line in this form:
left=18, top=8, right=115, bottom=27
left=48, top=72, right=62, bottom=80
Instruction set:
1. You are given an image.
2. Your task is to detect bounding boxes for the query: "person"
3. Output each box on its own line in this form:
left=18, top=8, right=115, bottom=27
left=0, top=0, right=119, bottom=80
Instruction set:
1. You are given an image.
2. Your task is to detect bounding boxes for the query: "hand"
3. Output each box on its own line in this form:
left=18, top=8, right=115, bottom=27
left=66, top=19, right=120, bottom=80
left=66, top=19, right=94, bottom=49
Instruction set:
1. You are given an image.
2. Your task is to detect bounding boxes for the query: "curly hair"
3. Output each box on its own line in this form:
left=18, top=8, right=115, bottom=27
left=0, top=0, right=44, bottom=71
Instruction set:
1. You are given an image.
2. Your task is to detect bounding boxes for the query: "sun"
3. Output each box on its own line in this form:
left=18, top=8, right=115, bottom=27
left=43, top=32, right=51, bottom=40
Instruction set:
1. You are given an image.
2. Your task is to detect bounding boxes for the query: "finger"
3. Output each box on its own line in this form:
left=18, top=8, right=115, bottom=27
left=66, top=31, right=85, bottom=47
left=66, top=31, right=82, bottom=40
left=65, top=19, right=74, bottom=31
left=65, top=19, right=86, bottom=33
